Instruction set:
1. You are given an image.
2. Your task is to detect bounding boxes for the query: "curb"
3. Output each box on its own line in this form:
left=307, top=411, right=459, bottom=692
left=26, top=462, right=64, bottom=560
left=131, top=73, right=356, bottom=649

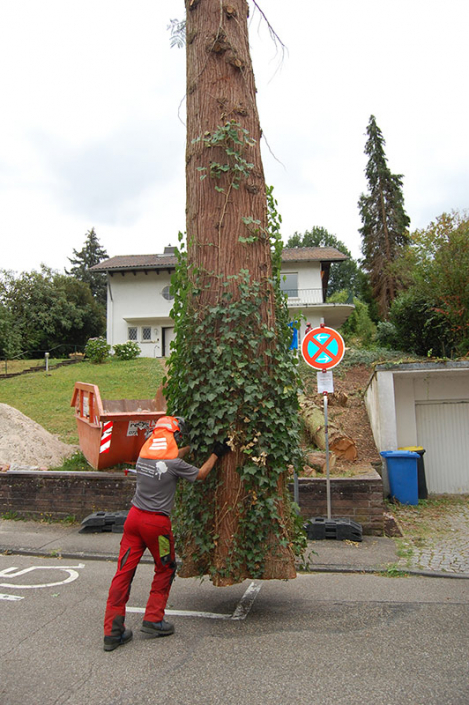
left=2, top=545, right=469, bottom=579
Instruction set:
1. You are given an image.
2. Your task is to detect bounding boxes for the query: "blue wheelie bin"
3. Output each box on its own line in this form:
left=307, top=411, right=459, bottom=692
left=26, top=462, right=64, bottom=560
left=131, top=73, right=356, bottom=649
left=380, top=450, right=420, bottom=505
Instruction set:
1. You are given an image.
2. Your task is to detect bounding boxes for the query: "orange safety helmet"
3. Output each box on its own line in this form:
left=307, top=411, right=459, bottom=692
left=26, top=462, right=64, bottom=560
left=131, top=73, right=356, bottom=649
left=155, top=415, right=186, bottom=442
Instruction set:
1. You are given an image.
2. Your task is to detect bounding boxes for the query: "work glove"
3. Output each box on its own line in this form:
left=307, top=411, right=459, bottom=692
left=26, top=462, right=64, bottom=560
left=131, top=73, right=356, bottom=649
left=213, top=440, right=231, bottom=458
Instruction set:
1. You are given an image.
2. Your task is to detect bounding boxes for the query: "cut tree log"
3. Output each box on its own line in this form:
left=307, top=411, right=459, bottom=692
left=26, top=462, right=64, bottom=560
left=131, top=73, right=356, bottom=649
left=299, top=395, right=358, bottom=461
left=305, top=451, right=336, bottom=473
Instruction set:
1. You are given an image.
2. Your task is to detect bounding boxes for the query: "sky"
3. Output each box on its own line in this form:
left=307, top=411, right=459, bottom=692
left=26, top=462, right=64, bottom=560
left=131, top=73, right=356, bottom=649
left=1, top=0, right=468, bottom=274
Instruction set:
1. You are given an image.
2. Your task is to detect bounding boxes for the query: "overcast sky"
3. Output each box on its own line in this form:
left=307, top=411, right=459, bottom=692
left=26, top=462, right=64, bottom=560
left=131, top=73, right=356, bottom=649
left=1, top=0, right=468, bottom=274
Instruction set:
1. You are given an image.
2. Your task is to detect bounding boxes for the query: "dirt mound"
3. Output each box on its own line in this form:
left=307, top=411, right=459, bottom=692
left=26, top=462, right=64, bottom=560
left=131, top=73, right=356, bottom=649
left=301, top=363, right=380, bottom=473
left=0, top=403, right=78, bottom=469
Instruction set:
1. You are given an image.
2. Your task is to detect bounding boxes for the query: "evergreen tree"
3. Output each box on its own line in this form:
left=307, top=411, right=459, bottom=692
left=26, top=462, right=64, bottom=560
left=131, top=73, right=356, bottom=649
left=286, top=226, right=360, bottom=297
left=358, top=115, right=410, bottom=318
left=66, top=228, right=108, bottom=307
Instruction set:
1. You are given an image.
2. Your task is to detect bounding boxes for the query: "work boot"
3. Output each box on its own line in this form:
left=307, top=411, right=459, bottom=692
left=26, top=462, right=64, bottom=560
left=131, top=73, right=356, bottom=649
left=103, top=628, right=133, bottom=652
left=141, top=619, right=175, bottom=637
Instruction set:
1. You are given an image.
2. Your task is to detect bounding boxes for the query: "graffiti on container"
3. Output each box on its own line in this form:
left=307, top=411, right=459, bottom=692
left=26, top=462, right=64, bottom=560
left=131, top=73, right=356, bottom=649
left=127, top=420, right=156, bottom=437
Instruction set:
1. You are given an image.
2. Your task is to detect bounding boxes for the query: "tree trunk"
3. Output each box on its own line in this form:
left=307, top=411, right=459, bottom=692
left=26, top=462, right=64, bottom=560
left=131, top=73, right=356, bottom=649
left=185, top=0, right=272, bottom=304
left=183, top=0, right=296, bottom=584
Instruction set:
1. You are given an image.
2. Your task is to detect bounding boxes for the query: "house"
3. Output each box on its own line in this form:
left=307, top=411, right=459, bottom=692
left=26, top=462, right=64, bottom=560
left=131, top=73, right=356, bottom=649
left=365, top=361, right=469, bottom=494
left=91, top=246, right=354, bottom=358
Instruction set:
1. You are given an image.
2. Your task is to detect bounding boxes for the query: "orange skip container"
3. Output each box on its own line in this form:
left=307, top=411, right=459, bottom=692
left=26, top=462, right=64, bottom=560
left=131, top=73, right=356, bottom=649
left=71, top=382, right=167, bottom=470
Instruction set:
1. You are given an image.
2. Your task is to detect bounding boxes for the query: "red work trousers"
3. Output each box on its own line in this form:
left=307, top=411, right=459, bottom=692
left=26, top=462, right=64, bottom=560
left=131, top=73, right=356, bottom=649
left=104, top=505, right=176, bottom=637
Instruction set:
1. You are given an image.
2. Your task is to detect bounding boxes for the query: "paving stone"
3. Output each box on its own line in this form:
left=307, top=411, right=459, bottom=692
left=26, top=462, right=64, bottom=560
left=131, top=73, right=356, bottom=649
left=398, top=504, right=469, bottom=574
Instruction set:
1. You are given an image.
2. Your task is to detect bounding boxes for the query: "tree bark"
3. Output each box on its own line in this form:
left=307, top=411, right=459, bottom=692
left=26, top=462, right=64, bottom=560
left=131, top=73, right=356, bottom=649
left=185, top=0, right=272, bottom=306
left=183, top=0, right=296, bottom=584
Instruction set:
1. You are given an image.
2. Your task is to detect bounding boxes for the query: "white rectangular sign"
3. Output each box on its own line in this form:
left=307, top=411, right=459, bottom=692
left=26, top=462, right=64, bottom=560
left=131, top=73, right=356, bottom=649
left=317, top=370, right=334, bottom=394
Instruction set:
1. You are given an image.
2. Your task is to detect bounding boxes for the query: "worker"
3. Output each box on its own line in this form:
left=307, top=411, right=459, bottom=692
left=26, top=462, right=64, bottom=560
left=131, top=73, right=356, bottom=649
left=103, top=415, right=230, bottom=652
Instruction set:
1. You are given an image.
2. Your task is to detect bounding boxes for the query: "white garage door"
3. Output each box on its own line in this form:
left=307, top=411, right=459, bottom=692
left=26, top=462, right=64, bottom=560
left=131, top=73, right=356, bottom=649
left=415, top=400, right=469, bottom=494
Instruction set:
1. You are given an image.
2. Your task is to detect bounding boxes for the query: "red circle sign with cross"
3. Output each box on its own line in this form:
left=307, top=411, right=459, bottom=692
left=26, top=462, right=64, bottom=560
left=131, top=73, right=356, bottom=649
left=301, top=326, right=345, bottom=370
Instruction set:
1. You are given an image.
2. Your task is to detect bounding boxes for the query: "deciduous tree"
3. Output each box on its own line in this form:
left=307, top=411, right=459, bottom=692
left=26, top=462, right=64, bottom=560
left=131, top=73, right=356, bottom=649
left=0, top=267, right=105, bottom=355
left=389, top=210, right=469, bottom=356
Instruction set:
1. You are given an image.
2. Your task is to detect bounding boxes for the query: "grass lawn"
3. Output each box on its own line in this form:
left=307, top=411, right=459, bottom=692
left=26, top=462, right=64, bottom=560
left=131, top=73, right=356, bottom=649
left=0, top=358, right=166, bottom=445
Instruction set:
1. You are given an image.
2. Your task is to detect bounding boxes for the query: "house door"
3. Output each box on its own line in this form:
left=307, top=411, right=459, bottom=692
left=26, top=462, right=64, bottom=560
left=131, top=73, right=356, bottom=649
left=162, top=327, right=176, bottom=357
left=415, top=400, right=469, bottom=493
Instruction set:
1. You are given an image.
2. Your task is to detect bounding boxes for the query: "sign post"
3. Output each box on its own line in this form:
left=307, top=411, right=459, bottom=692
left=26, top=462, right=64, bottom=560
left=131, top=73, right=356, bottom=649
left=301, top=324, right=345, bottom=522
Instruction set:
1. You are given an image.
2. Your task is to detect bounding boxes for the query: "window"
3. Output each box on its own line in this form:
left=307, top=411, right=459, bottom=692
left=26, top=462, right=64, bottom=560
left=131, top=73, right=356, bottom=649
left=280, top=273, right=298, bottom=297
left=128, top=327, right=137, bottom=341
left=162, top=285, right=174, bottom=301
left=142, top=327, right=151, bottom=341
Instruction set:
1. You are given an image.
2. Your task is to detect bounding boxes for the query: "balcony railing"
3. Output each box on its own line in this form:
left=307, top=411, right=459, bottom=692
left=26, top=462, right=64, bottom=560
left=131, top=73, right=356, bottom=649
left=281, top=288, right=324, bottom=306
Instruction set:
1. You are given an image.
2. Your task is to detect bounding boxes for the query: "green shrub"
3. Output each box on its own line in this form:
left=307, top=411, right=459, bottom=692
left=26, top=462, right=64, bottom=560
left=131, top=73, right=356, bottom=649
left=328, top=291, right=376, bottom=347
left=113, top=341, right=141, bottom=360
left=376, top=321, right=398, bottom=349
left=84, top=337, right=111, bottom=364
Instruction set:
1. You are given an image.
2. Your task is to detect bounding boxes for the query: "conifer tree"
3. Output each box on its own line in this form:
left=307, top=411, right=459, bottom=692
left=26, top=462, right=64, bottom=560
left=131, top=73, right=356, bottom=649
left=66, top=228, right=108, bottom=307
left=358, top=115, right=410, bottom=318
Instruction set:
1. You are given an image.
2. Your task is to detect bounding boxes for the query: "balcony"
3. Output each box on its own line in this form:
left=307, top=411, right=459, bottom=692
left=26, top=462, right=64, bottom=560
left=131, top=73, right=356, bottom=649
left=282, top=288, right=324, bottom=306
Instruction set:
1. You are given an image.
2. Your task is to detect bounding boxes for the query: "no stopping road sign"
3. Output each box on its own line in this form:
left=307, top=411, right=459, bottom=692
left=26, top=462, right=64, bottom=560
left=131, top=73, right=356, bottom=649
left=301, top=326, right=345, bottom=370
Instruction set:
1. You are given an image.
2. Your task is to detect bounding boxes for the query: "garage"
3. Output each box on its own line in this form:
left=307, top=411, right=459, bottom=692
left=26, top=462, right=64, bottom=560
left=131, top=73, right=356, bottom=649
left=416, top=400, right=469, bottom=494
left=365, top=361, right=469, bottom=495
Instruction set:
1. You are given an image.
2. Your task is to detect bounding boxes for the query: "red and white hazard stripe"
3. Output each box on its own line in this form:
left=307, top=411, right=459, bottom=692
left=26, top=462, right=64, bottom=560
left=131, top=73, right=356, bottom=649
left=100, top=421, right=113, bottom=454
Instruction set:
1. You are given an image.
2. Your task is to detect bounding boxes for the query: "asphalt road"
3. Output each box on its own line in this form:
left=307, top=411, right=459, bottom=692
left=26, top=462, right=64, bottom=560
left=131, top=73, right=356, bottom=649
left=1, top=554, right=468, bottom=705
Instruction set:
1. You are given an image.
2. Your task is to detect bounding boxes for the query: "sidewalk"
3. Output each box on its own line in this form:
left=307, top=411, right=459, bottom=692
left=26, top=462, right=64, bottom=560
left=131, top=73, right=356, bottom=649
left=392, top=500, right=469, bottom=576
left=1, top=509, right=468, bottom=578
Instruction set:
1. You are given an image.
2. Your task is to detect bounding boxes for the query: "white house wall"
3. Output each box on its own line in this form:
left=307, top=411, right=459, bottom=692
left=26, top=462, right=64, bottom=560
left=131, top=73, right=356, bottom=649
left=412, top=371, right=469, bottom=402
left=282, top=261, right=323, bottom=293
left=107, top=271, right=174, bottom=357
left=365, top=370, right=397, bottom=451
left=394, top=374, right=418, bottom=447
left=104, top=260, right=352, bottom=357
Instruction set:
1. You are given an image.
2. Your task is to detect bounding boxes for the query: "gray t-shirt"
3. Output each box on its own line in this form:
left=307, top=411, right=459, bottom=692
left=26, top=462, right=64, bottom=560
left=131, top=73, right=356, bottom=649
left=132, top=456, right=199, bottom=515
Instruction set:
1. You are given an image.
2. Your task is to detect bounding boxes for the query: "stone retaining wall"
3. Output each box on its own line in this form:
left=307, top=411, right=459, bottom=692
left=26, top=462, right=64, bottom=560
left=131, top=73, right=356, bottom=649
left=0, top=471, right=136, bottom=521
left=0, top=469, right=384, bottom=535
left=290, top=472, right=385, bottom=535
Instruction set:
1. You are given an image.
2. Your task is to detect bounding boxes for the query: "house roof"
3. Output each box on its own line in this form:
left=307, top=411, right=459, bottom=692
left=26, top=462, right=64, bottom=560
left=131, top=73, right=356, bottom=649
left=90, top=246, right=348, bottom=273
left=91, top=253, right=178, bottom=272
left=281, top=247, right=347, bottom=263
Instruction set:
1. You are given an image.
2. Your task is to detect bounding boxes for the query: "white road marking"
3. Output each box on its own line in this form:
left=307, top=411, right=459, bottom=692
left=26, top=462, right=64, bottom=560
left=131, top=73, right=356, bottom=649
left=127, top=606, right=232, bottom=620
left=128, top=581, right=262, bottom=621
left=0, top=593, right=24, bottom=601
left=231, top=581, right=262, bottom=620
left=0, top=563, right=85, bottom=589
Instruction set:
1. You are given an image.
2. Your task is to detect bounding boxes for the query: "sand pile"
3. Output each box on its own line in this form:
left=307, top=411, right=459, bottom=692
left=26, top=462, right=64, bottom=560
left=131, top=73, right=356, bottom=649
left=0, top=403, right=78, bottom=469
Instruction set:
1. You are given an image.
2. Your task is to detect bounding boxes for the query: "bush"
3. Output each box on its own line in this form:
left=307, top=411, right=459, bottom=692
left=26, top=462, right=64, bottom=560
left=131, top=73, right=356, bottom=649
left=84, top=337, right=111, bottom=364
left=389, top=292, right=457, bottom=357
left=328, top=291, right=376, bottom=347
left=376, top=321, right=398, bottom=349
left=113, top=341, right=141, bottom=360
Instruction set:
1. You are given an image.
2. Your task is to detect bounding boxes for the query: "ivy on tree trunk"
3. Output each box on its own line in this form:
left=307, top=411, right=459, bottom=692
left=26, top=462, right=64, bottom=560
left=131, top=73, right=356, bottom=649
left=164, top=0, right=305, bottom=586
